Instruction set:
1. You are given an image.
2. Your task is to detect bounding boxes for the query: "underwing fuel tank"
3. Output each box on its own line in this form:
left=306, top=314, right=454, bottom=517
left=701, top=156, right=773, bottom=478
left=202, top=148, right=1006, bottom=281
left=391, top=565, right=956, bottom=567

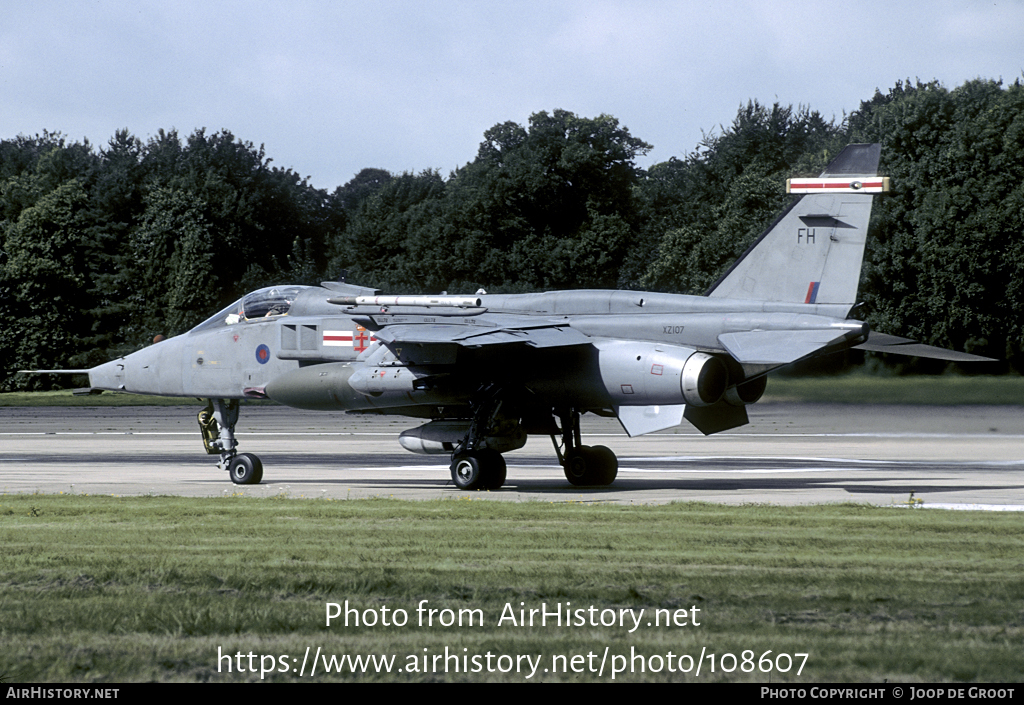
left=397, top=420, right=527, bottom=455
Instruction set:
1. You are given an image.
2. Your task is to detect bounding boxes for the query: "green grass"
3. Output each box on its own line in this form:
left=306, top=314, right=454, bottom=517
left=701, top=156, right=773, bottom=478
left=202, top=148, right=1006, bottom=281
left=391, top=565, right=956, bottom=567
left=1, top=494, right=1022, bottom=682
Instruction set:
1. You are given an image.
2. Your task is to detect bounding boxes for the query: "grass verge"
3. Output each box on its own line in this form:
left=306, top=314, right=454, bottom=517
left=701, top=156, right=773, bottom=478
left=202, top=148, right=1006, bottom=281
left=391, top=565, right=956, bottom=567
left=1, top=494, right=1021, bottom=682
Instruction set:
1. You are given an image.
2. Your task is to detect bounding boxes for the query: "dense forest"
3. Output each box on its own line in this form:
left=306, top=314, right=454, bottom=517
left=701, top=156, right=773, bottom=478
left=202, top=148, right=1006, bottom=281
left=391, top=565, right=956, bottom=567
left=1, top=78, right=1022, bottom=390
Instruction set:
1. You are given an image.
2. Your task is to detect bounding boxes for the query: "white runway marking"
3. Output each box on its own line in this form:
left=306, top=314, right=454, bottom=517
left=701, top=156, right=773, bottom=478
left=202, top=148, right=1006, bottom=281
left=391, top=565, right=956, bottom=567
left=621, top=456, right=1024, bottom=467
left=4, top=403, right=1024, bottom=505
left=923, top=503, right=1024, bottom=512
left=618, top=467, right=859, bottom=474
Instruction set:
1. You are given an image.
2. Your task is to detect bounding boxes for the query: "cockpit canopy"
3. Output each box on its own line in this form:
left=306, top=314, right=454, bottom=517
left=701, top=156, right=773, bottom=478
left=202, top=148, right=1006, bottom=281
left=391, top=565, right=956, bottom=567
left=240, top=286, right=307, bottom=320
left=191, top=285, right=310, bottom=333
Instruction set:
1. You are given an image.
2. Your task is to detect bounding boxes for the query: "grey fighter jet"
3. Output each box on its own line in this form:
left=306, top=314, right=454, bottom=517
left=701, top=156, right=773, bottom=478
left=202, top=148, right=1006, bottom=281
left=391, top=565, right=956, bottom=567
left=38, top=144, right=992, bottom=489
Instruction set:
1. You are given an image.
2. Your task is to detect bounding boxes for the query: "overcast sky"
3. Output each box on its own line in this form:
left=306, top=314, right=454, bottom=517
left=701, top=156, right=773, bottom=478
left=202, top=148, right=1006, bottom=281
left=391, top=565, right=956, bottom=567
left=2, top=1, right=1022, bottom=191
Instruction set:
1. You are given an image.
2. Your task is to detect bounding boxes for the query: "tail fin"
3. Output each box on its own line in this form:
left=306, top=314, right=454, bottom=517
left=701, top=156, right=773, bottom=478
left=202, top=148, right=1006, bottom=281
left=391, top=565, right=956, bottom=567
left=706, top=143, right=883, bottom=305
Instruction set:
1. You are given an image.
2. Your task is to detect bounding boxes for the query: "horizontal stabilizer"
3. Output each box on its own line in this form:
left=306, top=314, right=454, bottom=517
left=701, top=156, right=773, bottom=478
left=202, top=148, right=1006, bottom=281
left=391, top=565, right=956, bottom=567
left=854, top=332, right=996, bottom=362
left=718, top=330, right=845, bottom=365
left=616, top=404, right=686, bottom=437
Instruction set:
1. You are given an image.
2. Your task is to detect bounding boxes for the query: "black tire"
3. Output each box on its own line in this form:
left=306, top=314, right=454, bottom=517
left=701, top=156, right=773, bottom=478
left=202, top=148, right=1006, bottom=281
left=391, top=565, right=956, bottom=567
left=451, top=450, right=507, bottom=490
left=228, top=453, right=263, bottom=485
left=563, top=446, right=618, bottom=486
left=590, top=445, right=618, bottom=485
left=478, top=449, right=507, bottom=490
left=563, top=446, right=594, bottom=486
left=450, top=452, right=484, bottom=490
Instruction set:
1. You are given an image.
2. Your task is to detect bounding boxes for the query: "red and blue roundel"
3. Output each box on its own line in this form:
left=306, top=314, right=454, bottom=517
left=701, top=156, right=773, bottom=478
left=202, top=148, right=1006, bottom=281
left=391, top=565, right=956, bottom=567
left=255, top=344, right=271, bottom=364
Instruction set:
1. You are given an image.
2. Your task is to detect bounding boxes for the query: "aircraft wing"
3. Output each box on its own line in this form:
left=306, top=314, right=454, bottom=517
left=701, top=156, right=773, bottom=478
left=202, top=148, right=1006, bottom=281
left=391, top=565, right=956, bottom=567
left=853, top=332, right=996, bottom=362
left=370, top=322, right=592, bottom=349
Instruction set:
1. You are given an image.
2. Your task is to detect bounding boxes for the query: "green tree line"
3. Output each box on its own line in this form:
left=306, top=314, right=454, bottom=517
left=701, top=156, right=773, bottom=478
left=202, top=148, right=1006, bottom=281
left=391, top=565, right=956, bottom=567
left=2, top=78, right=1021, bottom=389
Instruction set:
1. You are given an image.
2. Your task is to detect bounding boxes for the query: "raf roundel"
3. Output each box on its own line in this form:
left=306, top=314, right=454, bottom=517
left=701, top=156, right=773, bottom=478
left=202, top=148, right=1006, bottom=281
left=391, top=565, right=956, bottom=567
left=255, top=344, right=270, bottom=365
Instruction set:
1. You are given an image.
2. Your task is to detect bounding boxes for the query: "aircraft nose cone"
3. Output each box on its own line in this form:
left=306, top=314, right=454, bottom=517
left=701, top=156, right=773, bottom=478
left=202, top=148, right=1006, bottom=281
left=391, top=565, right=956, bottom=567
left=87, top=337, right=186, bottom=396
left=88, top=359, right=126, bottom=391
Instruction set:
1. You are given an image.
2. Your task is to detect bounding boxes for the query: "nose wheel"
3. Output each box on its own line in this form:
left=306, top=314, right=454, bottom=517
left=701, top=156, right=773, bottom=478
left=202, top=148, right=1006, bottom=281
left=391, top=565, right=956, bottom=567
left=199, top=399, right=264, bottom=485
left=227, top=452, right=264, bottom=485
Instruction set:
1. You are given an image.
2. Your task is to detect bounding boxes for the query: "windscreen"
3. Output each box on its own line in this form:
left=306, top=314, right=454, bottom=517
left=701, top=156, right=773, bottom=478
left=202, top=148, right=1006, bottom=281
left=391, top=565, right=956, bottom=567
left=189, top=286, right=309, bottom=333
left=241, top=286, right=306, bottom=319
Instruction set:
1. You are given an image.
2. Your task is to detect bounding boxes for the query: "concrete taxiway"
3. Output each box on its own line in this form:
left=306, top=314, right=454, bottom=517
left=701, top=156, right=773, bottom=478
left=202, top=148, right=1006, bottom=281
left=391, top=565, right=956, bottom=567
left=2, top=403, right=1023, bottom=508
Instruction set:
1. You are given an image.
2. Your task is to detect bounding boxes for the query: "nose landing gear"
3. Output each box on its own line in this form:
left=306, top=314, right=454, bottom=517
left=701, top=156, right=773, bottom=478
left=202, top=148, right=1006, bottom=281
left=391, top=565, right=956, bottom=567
left=198, top=399, right=263, bottom=484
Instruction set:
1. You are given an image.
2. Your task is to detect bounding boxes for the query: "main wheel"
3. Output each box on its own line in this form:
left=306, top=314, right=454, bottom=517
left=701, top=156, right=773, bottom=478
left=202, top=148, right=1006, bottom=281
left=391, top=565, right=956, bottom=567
left=589, top=445, right=618, bottom=485
left=477, top=449, right=507, bottom=490
left=451, top=450, right=507, bottom=490
left=451, top=452, right=484, bottom=490
left=228, top=453, right=263, bottom=485
left=563, top=446, right=594, bottom=486
left=563, top=446, right=618, bottom=486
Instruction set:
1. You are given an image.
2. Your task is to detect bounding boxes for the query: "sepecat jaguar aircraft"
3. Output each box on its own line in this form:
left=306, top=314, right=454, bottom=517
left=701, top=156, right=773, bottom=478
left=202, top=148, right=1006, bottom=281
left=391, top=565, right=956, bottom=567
left=31, top=144, right=993, bottom=489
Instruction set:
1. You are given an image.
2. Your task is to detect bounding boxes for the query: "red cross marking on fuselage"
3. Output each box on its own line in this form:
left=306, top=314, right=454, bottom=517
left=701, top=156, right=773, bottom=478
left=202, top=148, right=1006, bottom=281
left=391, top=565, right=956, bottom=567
left=354, top=328, right=374, bottom=352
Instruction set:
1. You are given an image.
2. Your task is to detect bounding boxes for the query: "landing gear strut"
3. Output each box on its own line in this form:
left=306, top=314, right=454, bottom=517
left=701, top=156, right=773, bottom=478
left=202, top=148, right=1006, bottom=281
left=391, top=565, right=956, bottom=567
left=552, top=408, right=618, bottom=486
left=449, top=386, right=509, bottom=490
left=198, top=399, right=263, bottom=485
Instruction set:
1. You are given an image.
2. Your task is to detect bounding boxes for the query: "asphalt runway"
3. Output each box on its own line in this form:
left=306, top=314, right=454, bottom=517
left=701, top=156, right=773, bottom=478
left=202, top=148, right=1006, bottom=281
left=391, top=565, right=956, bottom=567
left=3, top=403, right=1024, bottom=508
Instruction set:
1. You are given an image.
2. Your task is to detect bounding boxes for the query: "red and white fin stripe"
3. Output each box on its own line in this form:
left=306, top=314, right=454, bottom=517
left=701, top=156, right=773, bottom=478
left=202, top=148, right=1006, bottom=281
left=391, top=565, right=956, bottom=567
left=786, top=177, right=889, bottom=194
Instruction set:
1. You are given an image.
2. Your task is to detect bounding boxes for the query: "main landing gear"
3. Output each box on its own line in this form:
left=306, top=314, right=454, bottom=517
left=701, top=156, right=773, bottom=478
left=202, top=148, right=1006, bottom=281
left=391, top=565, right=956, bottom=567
left=198, top=399, right=263, bottom=485
left=447, top=401, right=620, bottom=491
left=448, top=385, right=510, bottom=490
left=552, top=409, right=618, bottom=486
